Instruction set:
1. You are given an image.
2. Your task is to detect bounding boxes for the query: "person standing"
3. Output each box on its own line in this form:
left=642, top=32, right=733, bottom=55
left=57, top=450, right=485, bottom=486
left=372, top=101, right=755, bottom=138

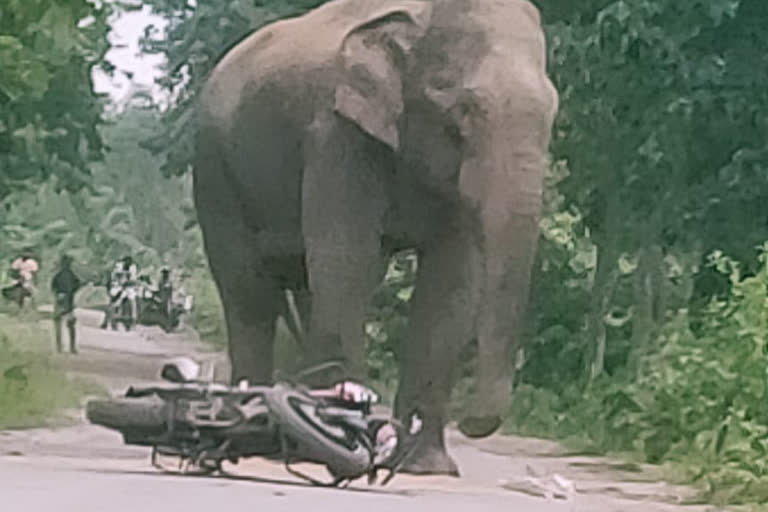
left=100, top=255, right=138, bottom=329
left=156, top=267, right=174, bottom=331
left=8, top=251, right=39, bottom=309
left=51, top=254, right=82, bottom=354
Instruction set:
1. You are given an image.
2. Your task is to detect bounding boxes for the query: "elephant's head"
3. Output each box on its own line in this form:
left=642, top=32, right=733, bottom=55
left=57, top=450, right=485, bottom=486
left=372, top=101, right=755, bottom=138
left=334, top=0, right=559, bottom=437
left=333, top=0, right=557, bottom=149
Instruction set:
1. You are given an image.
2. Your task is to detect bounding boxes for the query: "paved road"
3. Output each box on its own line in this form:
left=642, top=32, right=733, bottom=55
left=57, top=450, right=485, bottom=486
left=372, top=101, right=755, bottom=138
left=0, top=310, right=722, bottom=512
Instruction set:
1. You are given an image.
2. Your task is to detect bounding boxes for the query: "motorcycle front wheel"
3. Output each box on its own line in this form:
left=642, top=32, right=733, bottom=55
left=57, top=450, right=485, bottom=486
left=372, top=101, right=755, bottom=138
left=264, top=384, right=372, bottom=480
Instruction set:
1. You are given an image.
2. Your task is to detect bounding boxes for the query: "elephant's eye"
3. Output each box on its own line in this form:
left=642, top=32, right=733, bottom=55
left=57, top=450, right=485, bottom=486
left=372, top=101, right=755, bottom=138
left=428, top=74, right=455, bottom=91
left=449, top=100, right=479, bottom=139
left=454, top=101, right=474, bottom=120
left=444, top=123, right=463, bottom=143
left=443, top=124, right=461, bottom=139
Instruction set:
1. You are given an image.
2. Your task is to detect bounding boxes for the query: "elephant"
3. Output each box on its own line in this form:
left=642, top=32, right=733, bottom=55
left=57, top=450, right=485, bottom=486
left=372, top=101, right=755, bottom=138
left=193, top=0, right=558, bottom=475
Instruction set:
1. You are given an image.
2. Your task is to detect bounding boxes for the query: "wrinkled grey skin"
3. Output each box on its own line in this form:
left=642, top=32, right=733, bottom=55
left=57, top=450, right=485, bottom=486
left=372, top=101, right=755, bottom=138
left=193, top=0, right=558, bottom=475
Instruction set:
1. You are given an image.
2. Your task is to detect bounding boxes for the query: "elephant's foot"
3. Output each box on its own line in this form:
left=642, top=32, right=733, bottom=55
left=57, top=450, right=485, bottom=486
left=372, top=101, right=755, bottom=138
left=399, top=441, right=460, bottom=477
left=457, top=414, right=502, bottom=439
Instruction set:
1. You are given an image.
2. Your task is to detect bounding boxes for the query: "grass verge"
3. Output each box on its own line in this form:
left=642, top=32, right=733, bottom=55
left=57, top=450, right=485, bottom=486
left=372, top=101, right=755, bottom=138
left=0, top=312, right=103, bottom=429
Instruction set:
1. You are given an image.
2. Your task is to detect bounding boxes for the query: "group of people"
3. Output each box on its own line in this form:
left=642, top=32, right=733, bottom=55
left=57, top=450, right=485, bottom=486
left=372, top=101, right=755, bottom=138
left=2, top=252, right=179, bottom=354
left=99, top=256, right=175, bottom=330
left=0, top=251, right=85, bottom=353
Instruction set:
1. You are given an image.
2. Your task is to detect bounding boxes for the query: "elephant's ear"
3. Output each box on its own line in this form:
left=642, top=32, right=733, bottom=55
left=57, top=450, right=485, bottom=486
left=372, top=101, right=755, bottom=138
left=334, top=2, right=433, bottom=150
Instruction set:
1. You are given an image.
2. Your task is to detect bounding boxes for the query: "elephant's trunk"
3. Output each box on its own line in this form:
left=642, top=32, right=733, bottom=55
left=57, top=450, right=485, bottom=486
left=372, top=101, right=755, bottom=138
left=456, top=120, right=545, bottom=439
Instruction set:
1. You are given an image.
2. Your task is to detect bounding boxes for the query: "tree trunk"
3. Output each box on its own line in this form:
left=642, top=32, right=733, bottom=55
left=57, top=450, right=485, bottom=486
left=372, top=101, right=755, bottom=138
left=584, top=244, right=618, bottom=381
left=628, top=243, right=665, bottom=375
left=584, top=193, right=621, bottom=383
left=648, top=245, right=666, bottom=325
left=629, top=248, right=653, bottom=361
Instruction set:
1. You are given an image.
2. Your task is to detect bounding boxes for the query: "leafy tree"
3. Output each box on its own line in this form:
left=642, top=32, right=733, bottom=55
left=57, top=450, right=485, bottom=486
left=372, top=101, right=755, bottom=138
left=0, top=0, right=111, bottom=199
left=0, top=108, right=200, bottom=303
left=546, top=0, right=768, bottom=379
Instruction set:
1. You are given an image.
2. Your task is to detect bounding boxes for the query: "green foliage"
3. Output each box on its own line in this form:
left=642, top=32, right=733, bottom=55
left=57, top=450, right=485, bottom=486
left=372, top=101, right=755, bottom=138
left=0, top=108, right=226, bottom=344
left=182, top=245, right=227, bottom=347
left=509, top=245, right=768, bottom=504
left=549, top=0, right=768, bottom=297
left=366, top=252, right=417, bottom=387
left=0, top=0, right=111, bottom=199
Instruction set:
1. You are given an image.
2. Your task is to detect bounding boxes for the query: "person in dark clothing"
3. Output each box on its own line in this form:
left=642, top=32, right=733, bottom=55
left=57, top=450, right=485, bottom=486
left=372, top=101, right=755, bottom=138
left=157, top=267, right=174, bottom=331
left=157, top=268, right=173, bottom=304
left=51, top=254, right=82, bottom=354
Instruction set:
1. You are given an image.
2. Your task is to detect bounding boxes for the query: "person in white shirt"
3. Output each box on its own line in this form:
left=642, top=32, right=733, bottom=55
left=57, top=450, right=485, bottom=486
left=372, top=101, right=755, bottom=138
left=100, top=256, right=139, bottom=329
left=2, top=251, right=39, bottom=309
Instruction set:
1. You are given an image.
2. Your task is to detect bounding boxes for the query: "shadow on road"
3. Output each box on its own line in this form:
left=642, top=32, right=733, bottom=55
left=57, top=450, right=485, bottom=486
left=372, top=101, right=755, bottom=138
left=78, top=466, right=420, bottom=497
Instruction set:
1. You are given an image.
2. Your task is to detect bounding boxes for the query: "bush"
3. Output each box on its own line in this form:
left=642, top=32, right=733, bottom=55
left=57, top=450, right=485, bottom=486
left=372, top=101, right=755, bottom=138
left=506, top=244, right=768, bottom=505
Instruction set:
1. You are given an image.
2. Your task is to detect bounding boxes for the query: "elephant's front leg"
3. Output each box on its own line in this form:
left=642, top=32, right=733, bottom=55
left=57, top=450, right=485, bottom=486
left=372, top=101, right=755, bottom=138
left=395, top=225, right=481, bottom=476
left=300, top=114, right=389, bottom=383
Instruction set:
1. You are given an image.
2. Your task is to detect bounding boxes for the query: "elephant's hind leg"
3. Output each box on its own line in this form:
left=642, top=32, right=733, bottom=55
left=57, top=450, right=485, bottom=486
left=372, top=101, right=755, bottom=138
left=219, top=268, right=282, bottom=385
left=194, top=147, right=281, bottom=385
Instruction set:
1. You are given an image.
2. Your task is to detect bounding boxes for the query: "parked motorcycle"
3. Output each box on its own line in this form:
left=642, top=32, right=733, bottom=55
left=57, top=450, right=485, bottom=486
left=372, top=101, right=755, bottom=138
left=86, top=360, right=421, bottom=486
left=136, top=281, right=192, bottom=333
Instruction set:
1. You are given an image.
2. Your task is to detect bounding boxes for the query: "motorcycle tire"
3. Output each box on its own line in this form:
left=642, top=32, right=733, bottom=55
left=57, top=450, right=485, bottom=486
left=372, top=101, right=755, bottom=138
left=264, top=383, right=372, bottom=479
left=86, top=398, right=167, bottom=432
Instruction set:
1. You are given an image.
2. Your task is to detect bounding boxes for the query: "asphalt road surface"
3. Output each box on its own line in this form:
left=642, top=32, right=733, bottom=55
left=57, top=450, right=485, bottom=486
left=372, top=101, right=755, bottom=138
left=0, top=310, right=724, bottom=512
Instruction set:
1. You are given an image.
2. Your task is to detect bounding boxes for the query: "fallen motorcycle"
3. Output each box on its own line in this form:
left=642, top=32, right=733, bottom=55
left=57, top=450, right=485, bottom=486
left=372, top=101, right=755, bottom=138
left=86, top=360, right=422, bottom=487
